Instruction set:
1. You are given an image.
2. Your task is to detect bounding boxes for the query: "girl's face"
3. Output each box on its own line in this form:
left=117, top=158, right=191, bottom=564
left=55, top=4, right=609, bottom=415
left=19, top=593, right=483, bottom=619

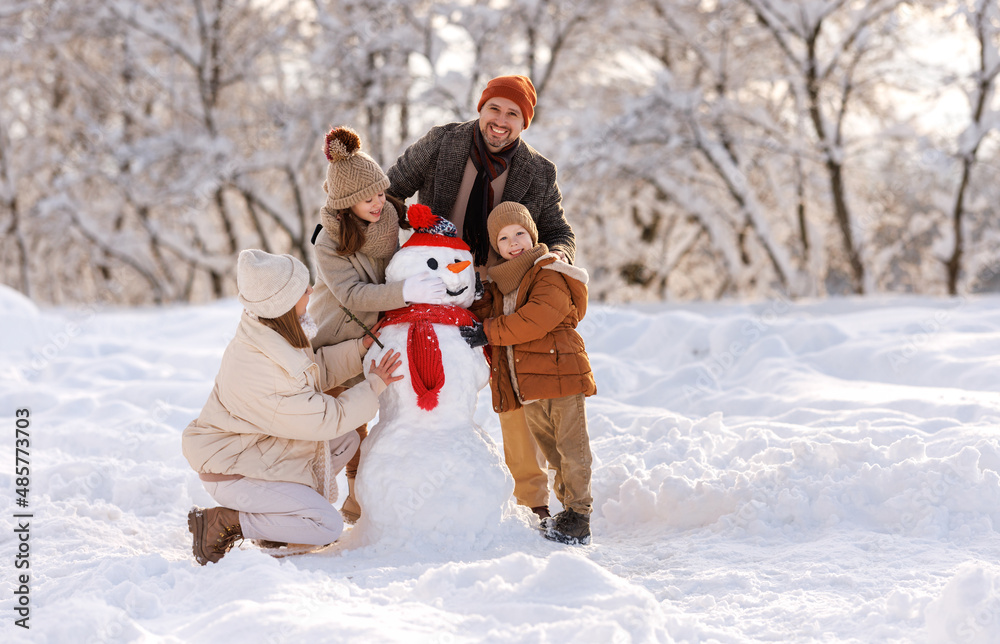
left=295, top=285, right=313, bottom=317
left=496, top=224, right=532, bottom=260
left=351, top=192, right=387, bottom=223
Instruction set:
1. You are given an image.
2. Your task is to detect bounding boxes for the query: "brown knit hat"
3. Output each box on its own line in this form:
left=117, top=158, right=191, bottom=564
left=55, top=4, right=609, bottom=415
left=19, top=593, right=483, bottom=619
left=487, top=202, right=538, bottom=253
left=323, top=127, right=390, bottom=210
left=477, top=75, right=537, bottom=128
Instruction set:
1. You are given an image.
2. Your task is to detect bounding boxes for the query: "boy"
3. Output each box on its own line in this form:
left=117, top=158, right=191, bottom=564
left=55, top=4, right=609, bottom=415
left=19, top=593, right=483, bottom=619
left=466, top=201, right=597, bottom=544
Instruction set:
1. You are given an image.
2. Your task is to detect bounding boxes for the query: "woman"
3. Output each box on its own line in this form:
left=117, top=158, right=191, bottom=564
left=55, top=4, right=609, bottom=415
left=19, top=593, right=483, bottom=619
left=182, top=249, right=402, bottom=565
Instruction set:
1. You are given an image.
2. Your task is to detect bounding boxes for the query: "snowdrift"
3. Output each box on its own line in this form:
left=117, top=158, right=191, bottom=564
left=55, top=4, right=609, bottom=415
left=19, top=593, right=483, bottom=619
left=2, top=285, right=999, bottom=642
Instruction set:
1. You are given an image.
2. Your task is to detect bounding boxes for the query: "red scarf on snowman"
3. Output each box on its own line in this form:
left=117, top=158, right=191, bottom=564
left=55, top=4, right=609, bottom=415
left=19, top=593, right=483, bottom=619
left=380, top=304, right=487, bottom=411
left=382, top=204, right=488, bottom=411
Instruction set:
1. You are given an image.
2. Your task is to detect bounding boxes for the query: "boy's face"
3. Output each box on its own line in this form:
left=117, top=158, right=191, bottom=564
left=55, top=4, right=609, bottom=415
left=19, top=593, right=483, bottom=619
left=496, top=224, right=532, bottom=260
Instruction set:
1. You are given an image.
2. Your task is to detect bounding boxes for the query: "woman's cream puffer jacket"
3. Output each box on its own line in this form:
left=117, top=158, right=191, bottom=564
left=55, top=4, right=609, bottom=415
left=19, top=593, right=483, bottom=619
left=182, top=313, right=386, bottom=490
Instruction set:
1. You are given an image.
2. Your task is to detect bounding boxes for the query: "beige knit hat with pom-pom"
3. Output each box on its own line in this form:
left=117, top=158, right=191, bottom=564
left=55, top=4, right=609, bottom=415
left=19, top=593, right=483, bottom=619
left=323, top=126, right=390, bottom=211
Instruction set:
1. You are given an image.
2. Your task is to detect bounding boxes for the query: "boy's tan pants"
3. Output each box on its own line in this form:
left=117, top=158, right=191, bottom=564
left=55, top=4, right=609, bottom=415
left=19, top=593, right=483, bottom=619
left=523, top=393, right=593, bottom=515
left=498, top=407, right=550, bottom=508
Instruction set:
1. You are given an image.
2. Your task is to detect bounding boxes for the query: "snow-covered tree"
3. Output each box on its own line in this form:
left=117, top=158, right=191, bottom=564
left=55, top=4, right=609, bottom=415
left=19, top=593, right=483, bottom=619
left=551, top=0, right=813, bottom=300
left=549, top=0, right=983, bottom=301
left=944, top=0, right=1000, bottom=294
left=0, top=0, right=329, bottom=303
left=2, top=0, right=998, bottom=305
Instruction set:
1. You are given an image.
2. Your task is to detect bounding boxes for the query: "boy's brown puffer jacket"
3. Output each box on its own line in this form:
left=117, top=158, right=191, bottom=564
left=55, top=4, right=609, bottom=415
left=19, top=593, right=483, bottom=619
left=472, top=255, right=597, bottom=413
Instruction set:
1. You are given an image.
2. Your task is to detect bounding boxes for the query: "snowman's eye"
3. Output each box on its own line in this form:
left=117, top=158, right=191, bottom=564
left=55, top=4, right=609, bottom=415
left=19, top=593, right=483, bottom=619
left=427, top=258, right=438, bottom=270
left=454, top=258, right=460, bottom=263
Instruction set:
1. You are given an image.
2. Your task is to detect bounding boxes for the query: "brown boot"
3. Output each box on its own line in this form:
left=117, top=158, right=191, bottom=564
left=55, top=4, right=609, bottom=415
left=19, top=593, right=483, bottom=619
left=531, top=505, right=551, bottom=520
left=188, top=506, right=243, bottom=565
left=340, top=425, right=367, bottom=524
left=341, top=476, right=361, bottom=524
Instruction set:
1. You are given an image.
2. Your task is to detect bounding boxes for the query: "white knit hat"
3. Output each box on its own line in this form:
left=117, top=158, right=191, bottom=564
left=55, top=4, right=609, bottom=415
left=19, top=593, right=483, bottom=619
left=237, top=249, right=310, bottom=319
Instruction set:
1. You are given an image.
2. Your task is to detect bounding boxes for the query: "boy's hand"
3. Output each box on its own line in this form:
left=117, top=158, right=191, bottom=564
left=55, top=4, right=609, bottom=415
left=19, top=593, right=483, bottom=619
left=370, top=350, right=404, bottom=386
left=459, top=322, right=488, bottom=348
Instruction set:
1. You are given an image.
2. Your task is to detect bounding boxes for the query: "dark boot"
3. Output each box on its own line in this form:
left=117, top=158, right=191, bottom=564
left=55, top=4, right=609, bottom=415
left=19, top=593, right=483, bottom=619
left=531, top=505, right=551, bottom=520
left=542, top=508, right=591, bottom=545
left=188, top=506, right=243, bottom=565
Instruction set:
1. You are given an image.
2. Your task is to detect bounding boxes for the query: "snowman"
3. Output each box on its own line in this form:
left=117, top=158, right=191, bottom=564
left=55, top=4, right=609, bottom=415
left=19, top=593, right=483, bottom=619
left=351, top=204, right=515, bottom=547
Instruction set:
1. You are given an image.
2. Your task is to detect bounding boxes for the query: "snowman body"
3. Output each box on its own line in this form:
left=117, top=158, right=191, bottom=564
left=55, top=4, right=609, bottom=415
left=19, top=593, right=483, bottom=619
left=353, top=236, right=514, bottom=547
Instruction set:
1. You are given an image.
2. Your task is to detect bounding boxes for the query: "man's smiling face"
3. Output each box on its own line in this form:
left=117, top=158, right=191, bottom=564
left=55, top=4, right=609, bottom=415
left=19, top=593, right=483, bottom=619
left=478, top=97, right=524, bottom=152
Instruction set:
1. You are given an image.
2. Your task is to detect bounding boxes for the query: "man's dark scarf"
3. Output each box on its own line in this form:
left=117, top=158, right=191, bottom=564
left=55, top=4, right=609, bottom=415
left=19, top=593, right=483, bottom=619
left=463, top=125, right=519, bottom=266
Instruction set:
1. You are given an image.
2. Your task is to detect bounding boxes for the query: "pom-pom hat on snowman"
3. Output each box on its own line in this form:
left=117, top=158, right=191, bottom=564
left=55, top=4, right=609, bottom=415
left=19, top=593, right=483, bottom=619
left=390, top=204, right=477, bottom=308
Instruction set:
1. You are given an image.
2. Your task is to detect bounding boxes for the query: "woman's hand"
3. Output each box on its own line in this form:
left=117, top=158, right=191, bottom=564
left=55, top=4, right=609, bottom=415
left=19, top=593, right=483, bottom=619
left=370, top=350, right=404, bottom=386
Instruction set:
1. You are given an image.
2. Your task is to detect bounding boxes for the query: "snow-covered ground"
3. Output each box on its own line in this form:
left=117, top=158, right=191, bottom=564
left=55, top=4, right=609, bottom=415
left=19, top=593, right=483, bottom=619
left=2, top=285, right=999, bottom=643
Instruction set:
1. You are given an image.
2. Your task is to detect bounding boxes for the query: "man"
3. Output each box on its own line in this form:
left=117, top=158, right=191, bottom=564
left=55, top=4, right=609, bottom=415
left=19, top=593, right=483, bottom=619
left=386, top=75, right=576, bottom=520
left=387, top=75, right=575, bottom=268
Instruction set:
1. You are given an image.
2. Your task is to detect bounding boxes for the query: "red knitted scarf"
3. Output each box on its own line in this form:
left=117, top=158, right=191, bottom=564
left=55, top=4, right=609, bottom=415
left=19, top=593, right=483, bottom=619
left=380, top=304, right=486, bottom=411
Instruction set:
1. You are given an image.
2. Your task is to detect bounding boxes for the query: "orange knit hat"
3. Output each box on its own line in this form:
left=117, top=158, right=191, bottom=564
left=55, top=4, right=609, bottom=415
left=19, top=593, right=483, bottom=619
left=477, top=75, right=537, bottom=128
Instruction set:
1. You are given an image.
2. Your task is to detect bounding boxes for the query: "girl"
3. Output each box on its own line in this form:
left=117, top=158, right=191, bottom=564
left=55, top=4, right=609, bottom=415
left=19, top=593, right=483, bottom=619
left=308, top=126, right=446, bottom=523
left=182, top=249, right=403, bottom=565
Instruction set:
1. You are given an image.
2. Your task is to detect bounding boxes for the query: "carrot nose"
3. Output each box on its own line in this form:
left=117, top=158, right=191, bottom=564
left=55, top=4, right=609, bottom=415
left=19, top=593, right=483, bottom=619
left=448, top=260, right=471, bottom=273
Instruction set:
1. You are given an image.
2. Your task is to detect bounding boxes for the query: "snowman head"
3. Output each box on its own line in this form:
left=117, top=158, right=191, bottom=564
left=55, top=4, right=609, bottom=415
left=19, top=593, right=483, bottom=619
left=386, top=204, right=477, bottom=309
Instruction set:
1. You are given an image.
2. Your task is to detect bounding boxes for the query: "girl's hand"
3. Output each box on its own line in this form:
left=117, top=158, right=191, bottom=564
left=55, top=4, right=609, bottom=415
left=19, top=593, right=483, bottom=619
left=361, top=320, right=385, bottom=350
left=402, top=274, right=447, bottom=304
left=370, top=350, right=404, bottom=386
